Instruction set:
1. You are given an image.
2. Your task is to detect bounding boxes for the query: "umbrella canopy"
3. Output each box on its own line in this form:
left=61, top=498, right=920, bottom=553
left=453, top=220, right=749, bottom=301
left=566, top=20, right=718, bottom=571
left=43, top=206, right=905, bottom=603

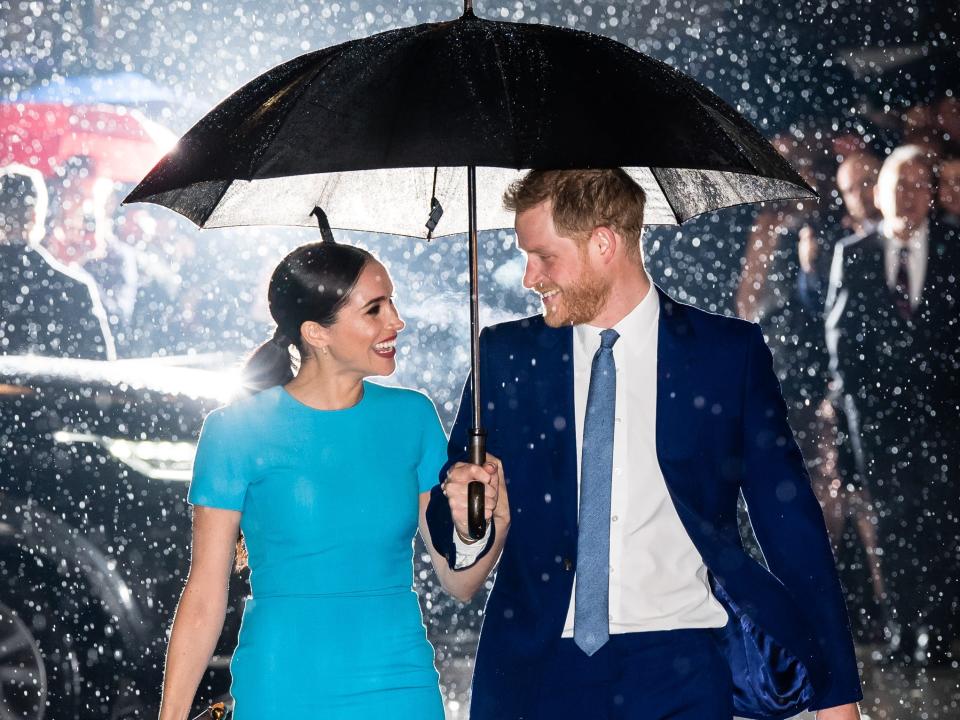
left=125, top=7, right=818, bottom=538
left=0, top=103, right=177, bottom=183
left=126, top=10, right=814, bottom=238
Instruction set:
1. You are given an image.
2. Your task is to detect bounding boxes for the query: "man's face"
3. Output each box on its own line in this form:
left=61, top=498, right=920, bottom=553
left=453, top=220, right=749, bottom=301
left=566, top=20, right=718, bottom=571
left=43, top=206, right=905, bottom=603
left=938, top=160, right=960, bottom=216
left=876, top=158, right=934, bottom=233
left=836, top=154, right=880, bottom=223
left=516, top=201, right=610, bottom=327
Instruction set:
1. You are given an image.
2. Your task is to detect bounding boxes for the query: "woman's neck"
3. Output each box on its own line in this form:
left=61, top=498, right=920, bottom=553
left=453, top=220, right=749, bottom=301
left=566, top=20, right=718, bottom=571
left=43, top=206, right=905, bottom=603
left=284, top=360, right=364, bottom=410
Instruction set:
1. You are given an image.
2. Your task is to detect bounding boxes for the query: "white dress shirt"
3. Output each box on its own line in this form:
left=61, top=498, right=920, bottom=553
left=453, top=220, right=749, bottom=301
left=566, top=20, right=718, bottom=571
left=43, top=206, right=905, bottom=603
left=882, top=220, right=928, bottom=310
left=456, top=280, right=728, bottom=635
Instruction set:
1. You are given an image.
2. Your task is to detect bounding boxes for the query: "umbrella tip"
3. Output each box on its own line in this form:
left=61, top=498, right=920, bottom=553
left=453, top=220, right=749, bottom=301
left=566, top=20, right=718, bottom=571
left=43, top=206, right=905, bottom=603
left=310, top=206, right=336, bottom=244
left=462, top=0, right=475, bottom=18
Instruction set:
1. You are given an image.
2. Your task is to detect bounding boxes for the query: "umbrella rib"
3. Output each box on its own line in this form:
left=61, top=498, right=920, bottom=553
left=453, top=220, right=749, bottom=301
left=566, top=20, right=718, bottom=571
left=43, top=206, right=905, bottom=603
left=245, top=58, right=337, bottom=180
left=486, top=25, right=521, bottom=167
left=647, top=168, right=683, bottom=224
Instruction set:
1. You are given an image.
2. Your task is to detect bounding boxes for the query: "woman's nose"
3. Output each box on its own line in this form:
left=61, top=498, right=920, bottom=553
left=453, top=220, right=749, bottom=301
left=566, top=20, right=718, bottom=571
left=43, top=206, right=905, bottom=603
left=389, top=305, right=405, bottom=331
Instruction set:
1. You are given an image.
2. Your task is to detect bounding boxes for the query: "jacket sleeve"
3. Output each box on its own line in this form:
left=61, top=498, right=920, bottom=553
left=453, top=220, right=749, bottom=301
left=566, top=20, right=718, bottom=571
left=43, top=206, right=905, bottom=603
left=740, top=323, right=863, bottom=710
left=425, top=329, right=497, bottom=571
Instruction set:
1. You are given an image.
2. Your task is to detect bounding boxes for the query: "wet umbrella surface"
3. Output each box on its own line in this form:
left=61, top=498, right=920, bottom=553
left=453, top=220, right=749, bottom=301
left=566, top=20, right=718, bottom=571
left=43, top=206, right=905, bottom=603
left=126, top=2, right=817, bottom=538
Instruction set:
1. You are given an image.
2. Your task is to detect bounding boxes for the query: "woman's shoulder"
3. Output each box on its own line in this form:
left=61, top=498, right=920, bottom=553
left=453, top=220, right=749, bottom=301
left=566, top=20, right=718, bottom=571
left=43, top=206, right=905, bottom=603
left=205, top=386, right=286, bottom=430
left=365, top=381, right=437, bottom=415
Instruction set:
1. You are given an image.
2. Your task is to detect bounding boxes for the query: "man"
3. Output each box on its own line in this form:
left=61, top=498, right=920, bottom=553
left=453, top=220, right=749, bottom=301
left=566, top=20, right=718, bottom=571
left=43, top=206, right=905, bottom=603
left=835, top=152, right=881, bottom=236
left=0, top=164, right=115, bottom=359
left=826, top=146, right=959, bottom=664
left=45, top=157, right=142, bottom=351
left=427, top=169, right=862, bottom=719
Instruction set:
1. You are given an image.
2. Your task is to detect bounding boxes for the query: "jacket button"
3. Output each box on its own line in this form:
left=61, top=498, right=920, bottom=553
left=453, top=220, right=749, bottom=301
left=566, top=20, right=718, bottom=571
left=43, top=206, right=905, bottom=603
left=563, top=558, right=573, bottom=571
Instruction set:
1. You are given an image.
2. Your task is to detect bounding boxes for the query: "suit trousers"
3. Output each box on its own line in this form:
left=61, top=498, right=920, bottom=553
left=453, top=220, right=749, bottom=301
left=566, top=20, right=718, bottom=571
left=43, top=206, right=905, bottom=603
left=531, top=628, right=733, bottom=720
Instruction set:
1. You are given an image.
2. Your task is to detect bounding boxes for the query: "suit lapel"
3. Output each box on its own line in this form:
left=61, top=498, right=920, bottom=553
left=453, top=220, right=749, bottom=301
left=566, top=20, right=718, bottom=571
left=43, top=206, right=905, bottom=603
left=655, top=287, right=697, bottom=467
left=531, top=322, right=579, bottom=540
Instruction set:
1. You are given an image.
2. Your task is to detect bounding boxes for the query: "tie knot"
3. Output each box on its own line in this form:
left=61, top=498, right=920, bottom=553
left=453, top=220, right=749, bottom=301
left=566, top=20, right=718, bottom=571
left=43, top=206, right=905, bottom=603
left=599, top=329, right=619, bottom=350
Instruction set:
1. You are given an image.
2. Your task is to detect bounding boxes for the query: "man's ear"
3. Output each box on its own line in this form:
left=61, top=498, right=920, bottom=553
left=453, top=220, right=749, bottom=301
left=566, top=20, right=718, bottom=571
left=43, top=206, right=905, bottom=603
left=591, top=226, right=618, bottom=264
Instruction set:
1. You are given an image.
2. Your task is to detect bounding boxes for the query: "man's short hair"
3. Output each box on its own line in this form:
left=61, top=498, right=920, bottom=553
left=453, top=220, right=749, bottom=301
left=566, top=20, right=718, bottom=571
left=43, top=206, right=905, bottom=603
left=0, top=163, right=48, bottom=245
left=503, top=169, right=646, bottom=258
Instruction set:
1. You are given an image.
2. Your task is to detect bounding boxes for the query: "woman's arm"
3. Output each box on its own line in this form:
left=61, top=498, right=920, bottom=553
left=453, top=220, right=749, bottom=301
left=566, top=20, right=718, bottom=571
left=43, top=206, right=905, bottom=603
left=158, top=506, right=241, bottom=720
left=418, top=454, right=510, bottom=602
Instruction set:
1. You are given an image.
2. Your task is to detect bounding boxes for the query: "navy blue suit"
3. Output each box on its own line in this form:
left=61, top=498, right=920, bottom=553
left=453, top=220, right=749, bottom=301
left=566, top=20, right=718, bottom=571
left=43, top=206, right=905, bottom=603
left=427, top=287, right=862, bottom=719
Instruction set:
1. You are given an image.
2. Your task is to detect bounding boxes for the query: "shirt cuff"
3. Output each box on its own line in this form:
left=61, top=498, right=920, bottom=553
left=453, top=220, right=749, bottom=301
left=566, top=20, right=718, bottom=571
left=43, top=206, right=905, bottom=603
left=453, top=523, right=492, bottom=569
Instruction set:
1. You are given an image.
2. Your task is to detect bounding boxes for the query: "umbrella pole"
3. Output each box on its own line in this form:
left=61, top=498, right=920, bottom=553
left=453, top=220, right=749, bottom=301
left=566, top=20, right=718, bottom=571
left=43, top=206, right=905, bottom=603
left=467, top=164, right=487, bottom=539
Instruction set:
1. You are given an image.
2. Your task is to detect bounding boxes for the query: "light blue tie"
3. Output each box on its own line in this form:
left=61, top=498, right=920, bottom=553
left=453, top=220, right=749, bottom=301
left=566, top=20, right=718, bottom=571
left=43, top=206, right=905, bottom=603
left=574, top=328, right=619, bottom=656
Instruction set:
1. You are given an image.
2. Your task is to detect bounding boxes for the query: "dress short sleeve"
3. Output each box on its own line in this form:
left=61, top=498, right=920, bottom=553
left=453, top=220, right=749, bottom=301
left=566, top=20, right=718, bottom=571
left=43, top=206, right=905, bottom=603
left=417, top=395, right=449, bottom=494
left=188, top=408, right=250, bottom=511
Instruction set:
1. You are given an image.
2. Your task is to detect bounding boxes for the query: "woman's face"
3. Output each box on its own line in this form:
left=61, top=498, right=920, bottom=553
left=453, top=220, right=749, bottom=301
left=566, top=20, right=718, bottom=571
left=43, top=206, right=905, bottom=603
left=320, top=260, right=405, bottom=378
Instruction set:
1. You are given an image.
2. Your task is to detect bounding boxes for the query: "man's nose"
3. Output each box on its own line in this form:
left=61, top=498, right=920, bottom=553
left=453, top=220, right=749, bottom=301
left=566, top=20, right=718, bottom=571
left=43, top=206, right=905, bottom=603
left=522, top=261, right=539, bottom=290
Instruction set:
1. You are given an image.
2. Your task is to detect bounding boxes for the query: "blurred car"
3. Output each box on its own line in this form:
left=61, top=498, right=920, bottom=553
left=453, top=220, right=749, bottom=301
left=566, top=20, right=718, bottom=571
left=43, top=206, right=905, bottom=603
left=0, top=354, right=242, bottom=720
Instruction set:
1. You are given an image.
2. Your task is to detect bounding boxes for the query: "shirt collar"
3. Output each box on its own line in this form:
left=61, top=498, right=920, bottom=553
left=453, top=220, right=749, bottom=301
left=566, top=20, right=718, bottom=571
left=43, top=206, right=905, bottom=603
left=880, top=219, right=928, bottom=253
left=574, top=273, right=660, bottom=352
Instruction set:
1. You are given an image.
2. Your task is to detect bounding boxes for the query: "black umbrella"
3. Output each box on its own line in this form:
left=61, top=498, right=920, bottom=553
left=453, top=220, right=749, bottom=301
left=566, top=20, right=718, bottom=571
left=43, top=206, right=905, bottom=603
left=126, top=2, right=815, bottom=537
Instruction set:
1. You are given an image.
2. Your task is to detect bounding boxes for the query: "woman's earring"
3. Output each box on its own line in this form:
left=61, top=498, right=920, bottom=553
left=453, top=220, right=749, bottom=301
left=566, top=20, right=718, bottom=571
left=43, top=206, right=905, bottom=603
left=321, top=346, right=329, bottom=355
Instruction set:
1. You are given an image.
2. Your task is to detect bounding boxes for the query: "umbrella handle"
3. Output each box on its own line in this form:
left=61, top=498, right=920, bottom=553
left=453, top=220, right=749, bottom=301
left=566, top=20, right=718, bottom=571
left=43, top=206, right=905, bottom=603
left=467, top=429, right=487, bottom=539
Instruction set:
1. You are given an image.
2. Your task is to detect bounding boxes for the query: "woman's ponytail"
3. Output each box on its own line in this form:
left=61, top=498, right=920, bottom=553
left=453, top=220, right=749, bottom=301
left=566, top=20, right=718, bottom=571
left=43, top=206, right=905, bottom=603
left=241, top=330, right=296, bottom=394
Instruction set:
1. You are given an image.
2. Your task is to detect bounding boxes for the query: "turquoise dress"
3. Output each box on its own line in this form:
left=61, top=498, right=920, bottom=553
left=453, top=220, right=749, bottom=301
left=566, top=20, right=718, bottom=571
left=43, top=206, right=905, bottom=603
left=188, top=381, right=448, bottom=719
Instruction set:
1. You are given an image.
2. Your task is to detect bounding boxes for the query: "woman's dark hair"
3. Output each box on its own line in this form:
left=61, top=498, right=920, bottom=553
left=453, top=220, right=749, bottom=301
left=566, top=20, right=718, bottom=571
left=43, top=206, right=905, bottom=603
left=241, top=241, right=374, bottom=394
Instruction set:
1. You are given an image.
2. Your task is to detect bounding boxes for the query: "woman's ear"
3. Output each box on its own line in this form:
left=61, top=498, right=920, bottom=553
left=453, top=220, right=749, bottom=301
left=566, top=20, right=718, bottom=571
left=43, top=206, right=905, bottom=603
left=300, top=320, right=330, bottom=354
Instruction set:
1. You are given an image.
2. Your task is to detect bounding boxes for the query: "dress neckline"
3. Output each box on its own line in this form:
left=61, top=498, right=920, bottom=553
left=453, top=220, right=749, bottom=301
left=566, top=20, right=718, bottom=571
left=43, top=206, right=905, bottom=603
left=279, top=380, right=368, bottom=413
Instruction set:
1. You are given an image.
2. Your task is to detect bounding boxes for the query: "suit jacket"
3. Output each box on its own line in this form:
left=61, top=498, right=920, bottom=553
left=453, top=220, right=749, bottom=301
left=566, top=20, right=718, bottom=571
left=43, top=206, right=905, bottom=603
left=427, top=287, right=861, bottom=720
left=825, top=223, right=960, bottom=425
left=0, top=244, right=115, bottom=360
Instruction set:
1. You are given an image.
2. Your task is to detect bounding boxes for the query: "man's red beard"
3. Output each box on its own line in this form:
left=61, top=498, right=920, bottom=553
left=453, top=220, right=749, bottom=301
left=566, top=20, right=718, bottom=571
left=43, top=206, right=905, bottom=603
left=540, top=264, right=611, bottom=327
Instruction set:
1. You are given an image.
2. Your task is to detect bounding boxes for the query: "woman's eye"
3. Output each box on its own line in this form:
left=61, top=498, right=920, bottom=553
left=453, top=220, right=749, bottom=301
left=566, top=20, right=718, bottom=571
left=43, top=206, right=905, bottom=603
left=368, top=304, right=381, bottom=315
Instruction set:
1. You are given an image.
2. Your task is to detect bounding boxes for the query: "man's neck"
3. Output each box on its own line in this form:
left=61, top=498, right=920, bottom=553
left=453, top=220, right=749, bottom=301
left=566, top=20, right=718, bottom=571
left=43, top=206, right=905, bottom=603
left=588, top=263, right=652, bottom=329
left=884, top=217, right=926, bottom=244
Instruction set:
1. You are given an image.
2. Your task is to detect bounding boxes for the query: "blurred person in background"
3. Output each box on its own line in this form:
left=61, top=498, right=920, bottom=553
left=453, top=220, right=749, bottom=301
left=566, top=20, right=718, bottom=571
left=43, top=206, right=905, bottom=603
left=734, top=136, right=886, bottom=612
left=45, top=155, right=142, bottom=352
left=933, top=97, right=960, bottom=158
left=835, top=153, right=882, bottom=237
left=99, top=183, right=192, bottom=357
left=826, top=145, right=960, bottom=665
left=43, top=155, right=105, bottom=267
left=936, top=157, right=960, bottom=228
left=0, top=164, right=115, bottom=359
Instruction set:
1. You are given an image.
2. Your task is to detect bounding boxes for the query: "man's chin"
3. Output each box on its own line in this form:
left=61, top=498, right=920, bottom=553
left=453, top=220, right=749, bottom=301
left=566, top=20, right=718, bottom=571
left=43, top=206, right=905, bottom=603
left=542, top=310, right=574, bottom=328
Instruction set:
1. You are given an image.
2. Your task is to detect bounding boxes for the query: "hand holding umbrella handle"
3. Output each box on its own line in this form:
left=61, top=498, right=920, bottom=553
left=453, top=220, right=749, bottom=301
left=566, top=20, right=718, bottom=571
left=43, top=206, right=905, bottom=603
left=468, top=429, right=487, bottom=539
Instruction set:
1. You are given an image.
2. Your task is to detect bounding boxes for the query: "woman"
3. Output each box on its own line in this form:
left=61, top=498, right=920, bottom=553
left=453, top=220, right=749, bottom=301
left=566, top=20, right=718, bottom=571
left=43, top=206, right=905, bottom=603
left=158, top=241, right=509, bottom=720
